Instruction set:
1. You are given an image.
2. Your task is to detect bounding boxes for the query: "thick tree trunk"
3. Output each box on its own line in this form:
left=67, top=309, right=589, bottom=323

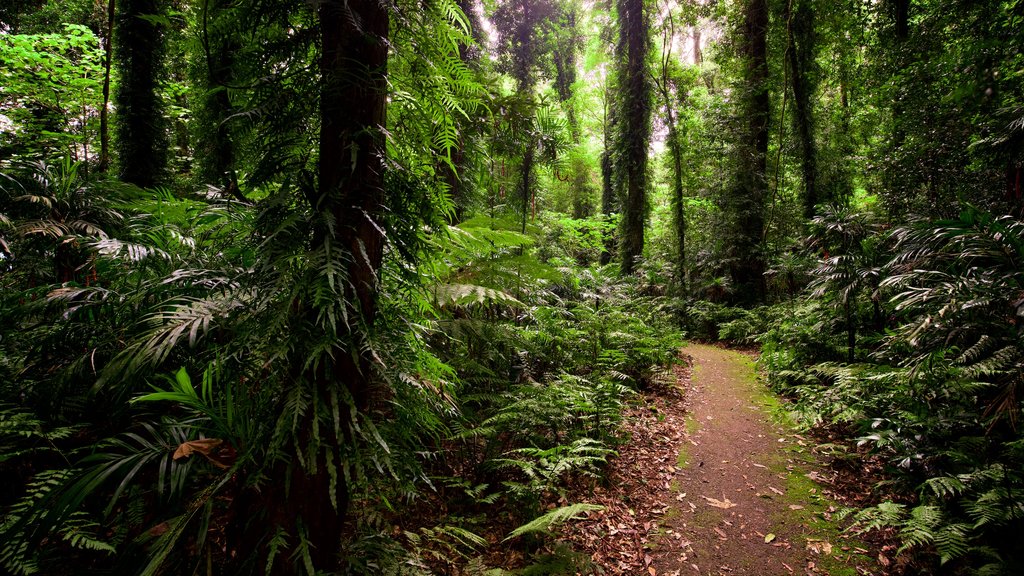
left=786, top=0, right=818, bottom=218
left=617, top=0, right=652, bottom=275
left=731, top=0, right=769, bottom=303
left=114, top=0, right=168, bottom=187
left=257, top=1, right=390, bottom=572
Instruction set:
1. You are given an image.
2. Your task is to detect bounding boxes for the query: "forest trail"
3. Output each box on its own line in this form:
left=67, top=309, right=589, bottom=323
left=650, top=344, right=875, bottom=576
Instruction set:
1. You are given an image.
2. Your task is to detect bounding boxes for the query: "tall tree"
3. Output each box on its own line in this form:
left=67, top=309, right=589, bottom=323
left=272, top=0, right=390, bottom=570
left=655, top=5, right=688, bottom=291
left=728, top=0, right=769, bottom=302
left=551, top=1, right=583, bottom=141
left=493, top=0, right=556, bottom=232
left=615, top=0, right=652, bottom=275
left=113, top=0, right=168, bottom=187
left=785, top=0, right=818, bottom=217
left=98, top=0, right=115, bottom=172
left=600, top=79, right=617, bottom=265
left=191, top=0, right=242, bottom=197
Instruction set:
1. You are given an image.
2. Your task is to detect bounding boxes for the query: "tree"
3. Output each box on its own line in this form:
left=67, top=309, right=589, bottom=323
left=114, top=0, right=168, bottom=187
left=250, top=0, right=391, bottom=571
left=727, top=0, right=769, bottom=303
left=614, top=0, right=652, bottom=275
left=784, top=0, right=818, bottom=217
left=189, top=0, right=242, bottom=196
left=654, top=3, right=689, bottom=291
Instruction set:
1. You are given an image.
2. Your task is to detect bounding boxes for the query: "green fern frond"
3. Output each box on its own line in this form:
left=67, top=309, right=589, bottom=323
left=503, top=503, right=603, bottom=541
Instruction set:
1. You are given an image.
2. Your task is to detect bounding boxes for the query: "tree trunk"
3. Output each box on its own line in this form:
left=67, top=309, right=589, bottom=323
left=114, top=0, right=168, bottom=187
left=730, top=0, right=769, bottom=303
left=521, top=142, right=535, bottom=233
left=98, top=0, right=115, bottom=172
left=599, top=148, right=615, bottom=265
left=658, top=11, right=687, bottom=292
left=617, top=0, right=652, bottom=275
left=258, top=1, right=390, bottom=572
left=693, top=29, right=702, bottom=65
left=846, top=300, right=856, bottom=363
left=786, top=0, right=818, bottom=218
left=195, top=0, right=241, bottom=198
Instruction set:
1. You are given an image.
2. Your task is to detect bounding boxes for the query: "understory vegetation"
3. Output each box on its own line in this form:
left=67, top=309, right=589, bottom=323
left=2, top=0, right=1024, bottom=574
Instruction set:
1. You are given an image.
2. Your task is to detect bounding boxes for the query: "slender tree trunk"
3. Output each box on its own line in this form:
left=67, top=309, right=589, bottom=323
left=599, top=78, right=616, bottom=265
left=521, top=142, right=534, bottom=233
left=892, top=0, right=910, bottom=149
left=693, top=29, right=702, bottom=65
left=195, top=0, right=242, bottom=198
left=658, top=11, right=687, bottom=292
left=98, top=0, right=115, bottom=172
left=846, top=300, right=856, bottom=363
left=617, top=0, right=652, bottom=275
left=599, top=148, right=614, bottom=265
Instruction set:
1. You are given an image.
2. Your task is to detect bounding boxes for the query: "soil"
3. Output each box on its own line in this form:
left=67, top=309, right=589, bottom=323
left=557, top=344, right=885, bottom=576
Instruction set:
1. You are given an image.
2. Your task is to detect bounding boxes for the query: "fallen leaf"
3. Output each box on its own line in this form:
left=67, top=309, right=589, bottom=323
left=764, top=533, right=776, bottom=543
left=703, top=496, right=736, bottom=509
left=713, top=527, right=727, bottom=539
left=173, top=438, right=235, bottom=468
left=788, top=504, right=804, bottom=510
left=806, top=539, right=833, bottom=555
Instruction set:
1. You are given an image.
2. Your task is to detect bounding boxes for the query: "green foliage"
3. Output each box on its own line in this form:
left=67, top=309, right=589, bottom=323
left=765, top=207, right=1024, bottom=572
left=0, top=24, right=104, bottom=163
left=504, top=503, right=603, bottom=540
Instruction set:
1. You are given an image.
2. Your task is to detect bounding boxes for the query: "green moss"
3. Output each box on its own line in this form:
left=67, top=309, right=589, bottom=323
left=676, top=445, right=690, bottom=469
left=684, top=413, right=700, bottom=435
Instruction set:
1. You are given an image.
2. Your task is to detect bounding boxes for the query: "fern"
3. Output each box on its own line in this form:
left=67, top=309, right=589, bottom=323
left=503, top=503, right=603, bottom=540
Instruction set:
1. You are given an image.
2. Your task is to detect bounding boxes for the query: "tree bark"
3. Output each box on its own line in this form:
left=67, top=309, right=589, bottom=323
left=259, top=1, right=390, bottom=572
left=616, top=0, right=652, bottom=275
left=114, top=0, right=168, bottom=187
left=786, top=0, right=818, bottom=218
left=657, top=11, right=687, bottom=292
left=730, top=0, right=769, bottom=303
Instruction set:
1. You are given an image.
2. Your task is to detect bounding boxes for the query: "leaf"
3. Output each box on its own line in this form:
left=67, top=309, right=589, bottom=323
left=702, top=495, right=736, bottom=509
left=503, top=503, right=603, bottom=541
left=765, top=533, right=776, bottom=543
left=172, top=439, right=234, bottom=469
left=806, top=539, right=833, bottom=555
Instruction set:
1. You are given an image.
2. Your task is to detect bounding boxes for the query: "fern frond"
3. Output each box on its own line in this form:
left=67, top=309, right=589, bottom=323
left=503, top=503, right=603, bottom=540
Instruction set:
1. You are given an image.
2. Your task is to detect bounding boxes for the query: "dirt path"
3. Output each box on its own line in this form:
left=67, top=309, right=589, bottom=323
left=651, top=344, right=874, bottom=576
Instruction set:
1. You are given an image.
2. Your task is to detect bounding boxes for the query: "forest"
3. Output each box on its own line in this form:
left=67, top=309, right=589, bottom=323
left=1, top=0, right=1023, bottom=573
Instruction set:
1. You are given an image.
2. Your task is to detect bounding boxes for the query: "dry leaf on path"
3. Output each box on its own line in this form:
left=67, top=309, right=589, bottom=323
left=806, top=539, right=833, bottom=555
left=702, top=495, right=736, bottom=509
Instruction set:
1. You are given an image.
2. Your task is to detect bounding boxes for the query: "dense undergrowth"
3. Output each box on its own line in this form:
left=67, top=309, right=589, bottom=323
left=0, top=159, right=683, bottom=574
left=702, top=206, right=1024, bottom=575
